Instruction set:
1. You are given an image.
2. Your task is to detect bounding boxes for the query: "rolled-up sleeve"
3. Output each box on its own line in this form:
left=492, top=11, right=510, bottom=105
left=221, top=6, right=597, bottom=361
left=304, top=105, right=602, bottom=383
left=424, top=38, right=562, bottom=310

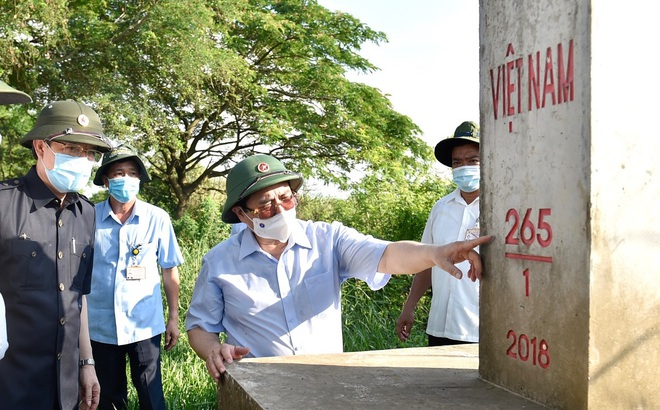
left=332, top=222, right=391, bottom=290
left=185, top=253, right=225, bottom=333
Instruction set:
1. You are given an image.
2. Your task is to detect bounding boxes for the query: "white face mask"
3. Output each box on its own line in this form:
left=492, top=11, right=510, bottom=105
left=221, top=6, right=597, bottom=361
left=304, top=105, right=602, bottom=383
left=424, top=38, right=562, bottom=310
left=244, top=207, right=297, bottom=242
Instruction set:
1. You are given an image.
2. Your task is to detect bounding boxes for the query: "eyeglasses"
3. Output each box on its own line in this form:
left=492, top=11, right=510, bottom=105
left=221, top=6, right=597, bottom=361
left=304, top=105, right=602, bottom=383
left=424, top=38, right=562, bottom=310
left=45, top=138, right=103, bottom=162
left=242, top=192, right=298, bottom=219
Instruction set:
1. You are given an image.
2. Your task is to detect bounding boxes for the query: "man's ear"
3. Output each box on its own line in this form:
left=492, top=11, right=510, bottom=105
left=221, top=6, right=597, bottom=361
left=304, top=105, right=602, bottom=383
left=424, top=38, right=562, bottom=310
left=32, top=140, right=45, bottom=159
left=232, top=206, right=247, bottom=223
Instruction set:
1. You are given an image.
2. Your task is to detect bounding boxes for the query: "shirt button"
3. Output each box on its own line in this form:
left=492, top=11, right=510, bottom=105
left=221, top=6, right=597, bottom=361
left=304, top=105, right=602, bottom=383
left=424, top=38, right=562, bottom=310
left=58, top=250, right=63, bottom=259
left=59, top=283, right=65, bottom=291
left=60, top=317, right=66, bottom=325
left=82, top=252, right=87, bottom=259
left=30, top=251, right=37, bottom=257
left=57, top=352, right=62, bottom=360
left=58, top=219, right=63, bottom=227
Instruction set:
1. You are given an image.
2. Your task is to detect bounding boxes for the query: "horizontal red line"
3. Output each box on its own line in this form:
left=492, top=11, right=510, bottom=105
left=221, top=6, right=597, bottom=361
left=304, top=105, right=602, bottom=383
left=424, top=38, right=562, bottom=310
left=504, top=253, right=553, bottom=263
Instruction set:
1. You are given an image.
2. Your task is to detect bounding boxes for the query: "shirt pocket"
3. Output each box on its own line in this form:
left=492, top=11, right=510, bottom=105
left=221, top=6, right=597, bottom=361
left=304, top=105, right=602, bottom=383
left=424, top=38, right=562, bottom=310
left=10, top=239, right=52, bottom=289
left=132, top=240, right=157, bottom=269
left=70, top=240, right=92, bottom=291
left=302, top=269, right=339, bottom=317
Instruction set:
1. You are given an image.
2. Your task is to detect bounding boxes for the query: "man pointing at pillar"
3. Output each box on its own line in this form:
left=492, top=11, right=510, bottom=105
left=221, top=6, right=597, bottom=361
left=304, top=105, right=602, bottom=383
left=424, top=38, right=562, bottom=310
left=186, top=153, right=492, bottom=382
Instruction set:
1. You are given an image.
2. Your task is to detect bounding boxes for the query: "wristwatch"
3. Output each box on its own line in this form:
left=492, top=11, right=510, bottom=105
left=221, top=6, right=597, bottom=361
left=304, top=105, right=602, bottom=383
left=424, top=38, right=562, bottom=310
left=79, top=358, right=95, bottom=367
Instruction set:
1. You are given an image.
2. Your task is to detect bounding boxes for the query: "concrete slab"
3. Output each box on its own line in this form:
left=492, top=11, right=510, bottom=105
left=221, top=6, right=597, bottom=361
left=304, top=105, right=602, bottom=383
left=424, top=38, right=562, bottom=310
left=219, top=345, right=547, bottom=409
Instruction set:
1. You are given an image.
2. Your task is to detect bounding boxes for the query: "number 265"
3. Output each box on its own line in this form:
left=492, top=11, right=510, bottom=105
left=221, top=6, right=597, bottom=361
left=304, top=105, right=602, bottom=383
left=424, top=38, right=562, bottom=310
left=505, top=208, right=552, bottom=247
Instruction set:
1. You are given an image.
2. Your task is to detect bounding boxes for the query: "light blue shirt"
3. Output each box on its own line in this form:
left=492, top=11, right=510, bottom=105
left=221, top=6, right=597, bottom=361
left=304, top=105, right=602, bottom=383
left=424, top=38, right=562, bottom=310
left=185, top=219, right=390, bottom=358
left=88, top=199, right=184, bottom=345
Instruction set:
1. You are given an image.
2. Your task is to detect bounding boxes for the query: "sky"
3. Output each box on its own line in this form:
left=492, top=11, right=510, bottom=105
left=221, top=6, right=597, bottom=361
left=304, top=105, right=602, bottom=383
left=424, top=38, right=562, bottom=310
left=317, top=0, right=480, bottom=148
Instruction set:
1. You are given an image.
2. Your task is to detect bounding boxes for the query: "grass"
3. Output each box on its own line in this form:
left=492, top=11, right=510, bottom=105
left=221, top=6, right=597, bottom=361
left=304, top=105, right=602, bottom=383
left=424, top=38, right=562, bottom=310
left=122, top=239, right=432, bottom=409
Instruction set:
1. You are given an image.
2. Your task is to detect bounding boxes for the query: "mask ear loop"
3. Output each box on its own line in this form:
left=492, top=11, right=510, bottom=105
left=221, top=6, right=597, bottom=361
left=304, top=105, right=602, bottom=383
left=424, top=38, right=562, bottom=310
left=39, top=140, right=57, bottom=172
left=239, top=208, right=255, bottom=225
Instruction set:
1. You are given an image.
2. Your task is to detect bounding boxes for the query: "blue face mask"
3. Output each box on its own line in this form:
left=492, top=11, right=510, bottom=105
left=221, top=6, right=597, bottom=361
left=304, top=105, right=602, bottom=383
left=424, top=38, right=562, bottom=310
left=42, top=153, right=94, bottom=193
left=108, top=176, right=141, bottom=203
left=452, top=165, right=480, bottom=193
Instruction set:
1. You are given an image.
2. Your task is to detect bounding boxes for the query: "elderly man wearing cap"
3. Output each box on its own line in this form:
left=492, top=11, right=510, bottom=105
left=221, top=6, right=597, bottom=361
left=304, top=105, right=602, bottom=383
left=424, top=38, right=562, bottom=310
left=0, top=99, right=112, bottom=409
left=396, top=121, right=481, bottom=347
left=87, top=144, right=183, bottom=410
left=186, top=153, right=491, bottom=381
left=0, top=80, right=32, bottom=363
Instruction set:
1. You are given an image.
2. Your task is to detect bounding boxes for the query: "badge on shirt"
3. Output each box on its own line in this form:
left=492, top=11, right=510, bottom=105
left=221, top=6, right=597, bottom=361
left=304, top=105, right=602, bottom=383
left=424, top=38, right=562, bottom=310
left=126, top=265, right=146, bottom=280
left=465, top=221, right=480, bottom=241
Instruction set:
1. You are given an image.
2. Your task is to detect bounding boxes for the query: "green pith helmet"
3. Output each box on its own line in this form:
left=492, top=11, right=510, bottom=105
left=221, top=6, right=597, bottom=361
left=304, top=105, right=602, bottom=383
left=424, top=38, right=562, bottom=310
left=222, top=154, right=303, bottom=223
left=434, top=121, right=480, bottom=167
left=0, top=80, right=31, bottom=105
left=93, top=144, right=151, bottom=186
left=20, top=100, right=111, bottom=151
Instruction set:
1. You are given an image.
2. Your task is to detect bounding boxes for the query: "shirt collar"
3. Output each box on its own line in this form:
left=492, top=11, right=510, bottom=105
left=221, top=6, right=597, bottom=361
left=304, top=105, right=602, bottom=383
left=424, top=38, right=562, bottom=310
left=98, top=197, right=142, bottom=223
left=25, top=166, right=84, bottom=212
left=238, top=229, right=261, bottom=260
left=237, top=218, right=311, bottom=261
left=448, top=188, right=479, bottom=206
left=288, top=218, right=311, bottom=249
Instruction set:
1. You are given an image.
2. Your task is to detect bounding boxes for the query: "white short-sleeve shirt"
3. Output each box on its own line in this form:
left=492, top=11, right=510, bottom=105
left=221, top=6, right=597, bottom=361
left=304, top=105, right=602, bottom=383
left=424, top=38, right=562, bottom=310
left=423, top=189, right=480, bottom=342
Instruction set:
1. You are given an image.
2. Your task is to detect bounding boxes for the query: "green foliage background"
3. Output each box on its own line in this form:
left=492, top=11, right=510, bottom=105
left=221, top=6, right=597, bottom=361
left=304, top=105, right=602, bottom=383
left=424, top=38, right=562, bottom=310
left=0, top=0, right=434, bottom=219
left=0, top=0, right=459, bottom=407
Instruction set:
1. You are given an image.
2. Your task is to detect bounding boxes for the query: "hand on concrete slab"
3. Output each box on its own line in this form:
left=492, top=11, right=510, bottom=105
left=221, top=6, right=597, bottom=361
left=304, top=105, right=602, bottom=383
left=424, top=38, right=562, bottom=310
left=206, top=343, right=251, bottom=382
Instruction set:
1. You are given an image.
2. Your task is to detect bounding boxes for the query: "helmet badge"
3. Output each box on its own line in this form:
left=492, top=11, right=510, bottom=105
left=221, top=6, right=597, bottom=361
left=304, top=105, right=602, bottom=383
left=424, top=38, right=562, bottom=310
left=257, top=162, right=270, bottom=173
left=77, top=114, right=90, bottom=127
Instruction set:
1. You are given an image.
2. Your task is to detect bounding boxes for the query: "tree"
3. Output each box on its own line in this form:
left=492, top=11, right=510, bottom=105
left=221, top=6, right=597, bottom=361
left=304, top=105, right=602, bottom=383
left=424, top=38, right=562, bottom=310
left=1, top=0, right=434, bottom=217
left=0, top=0, right=71, bottom=178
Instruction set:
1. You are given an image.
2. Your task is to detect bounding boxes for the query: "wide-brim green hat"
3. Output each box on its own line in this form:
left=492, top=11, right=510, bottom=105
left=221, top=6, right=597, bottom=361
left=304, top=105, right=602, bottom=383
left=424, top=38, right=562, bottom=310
left=93, top=144, right=151, bottom=186
left=20, top=100, right=111, bottom=151
left=222, top=154, right=303, bottom=223
left=0, top=80, right=31, bottom=105
left=434, top=121, right=480, bottom=167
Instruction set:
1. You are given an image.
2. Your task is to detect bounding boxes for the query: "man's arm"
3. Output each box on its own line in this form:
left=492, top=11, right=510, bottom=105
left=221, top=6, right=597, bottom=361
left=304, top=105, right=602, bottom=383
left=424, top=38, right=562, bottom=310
left=396, top=268, right=432, bottom=342
left=79, top=295, right=100, bottom=410
left=162, top=266, right=181, bottom=351
left=377, top=236, right=492, bottom=281
left=187, top=327, right=250, bottom=382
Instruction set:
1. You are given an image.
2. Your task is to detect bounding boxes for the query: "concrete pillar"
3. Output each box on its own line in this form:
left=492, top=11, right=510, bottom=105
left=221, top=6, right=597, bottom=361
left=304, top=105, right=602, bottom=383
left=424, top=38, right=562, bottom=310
left=479, top=1, right=660, bottom=408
